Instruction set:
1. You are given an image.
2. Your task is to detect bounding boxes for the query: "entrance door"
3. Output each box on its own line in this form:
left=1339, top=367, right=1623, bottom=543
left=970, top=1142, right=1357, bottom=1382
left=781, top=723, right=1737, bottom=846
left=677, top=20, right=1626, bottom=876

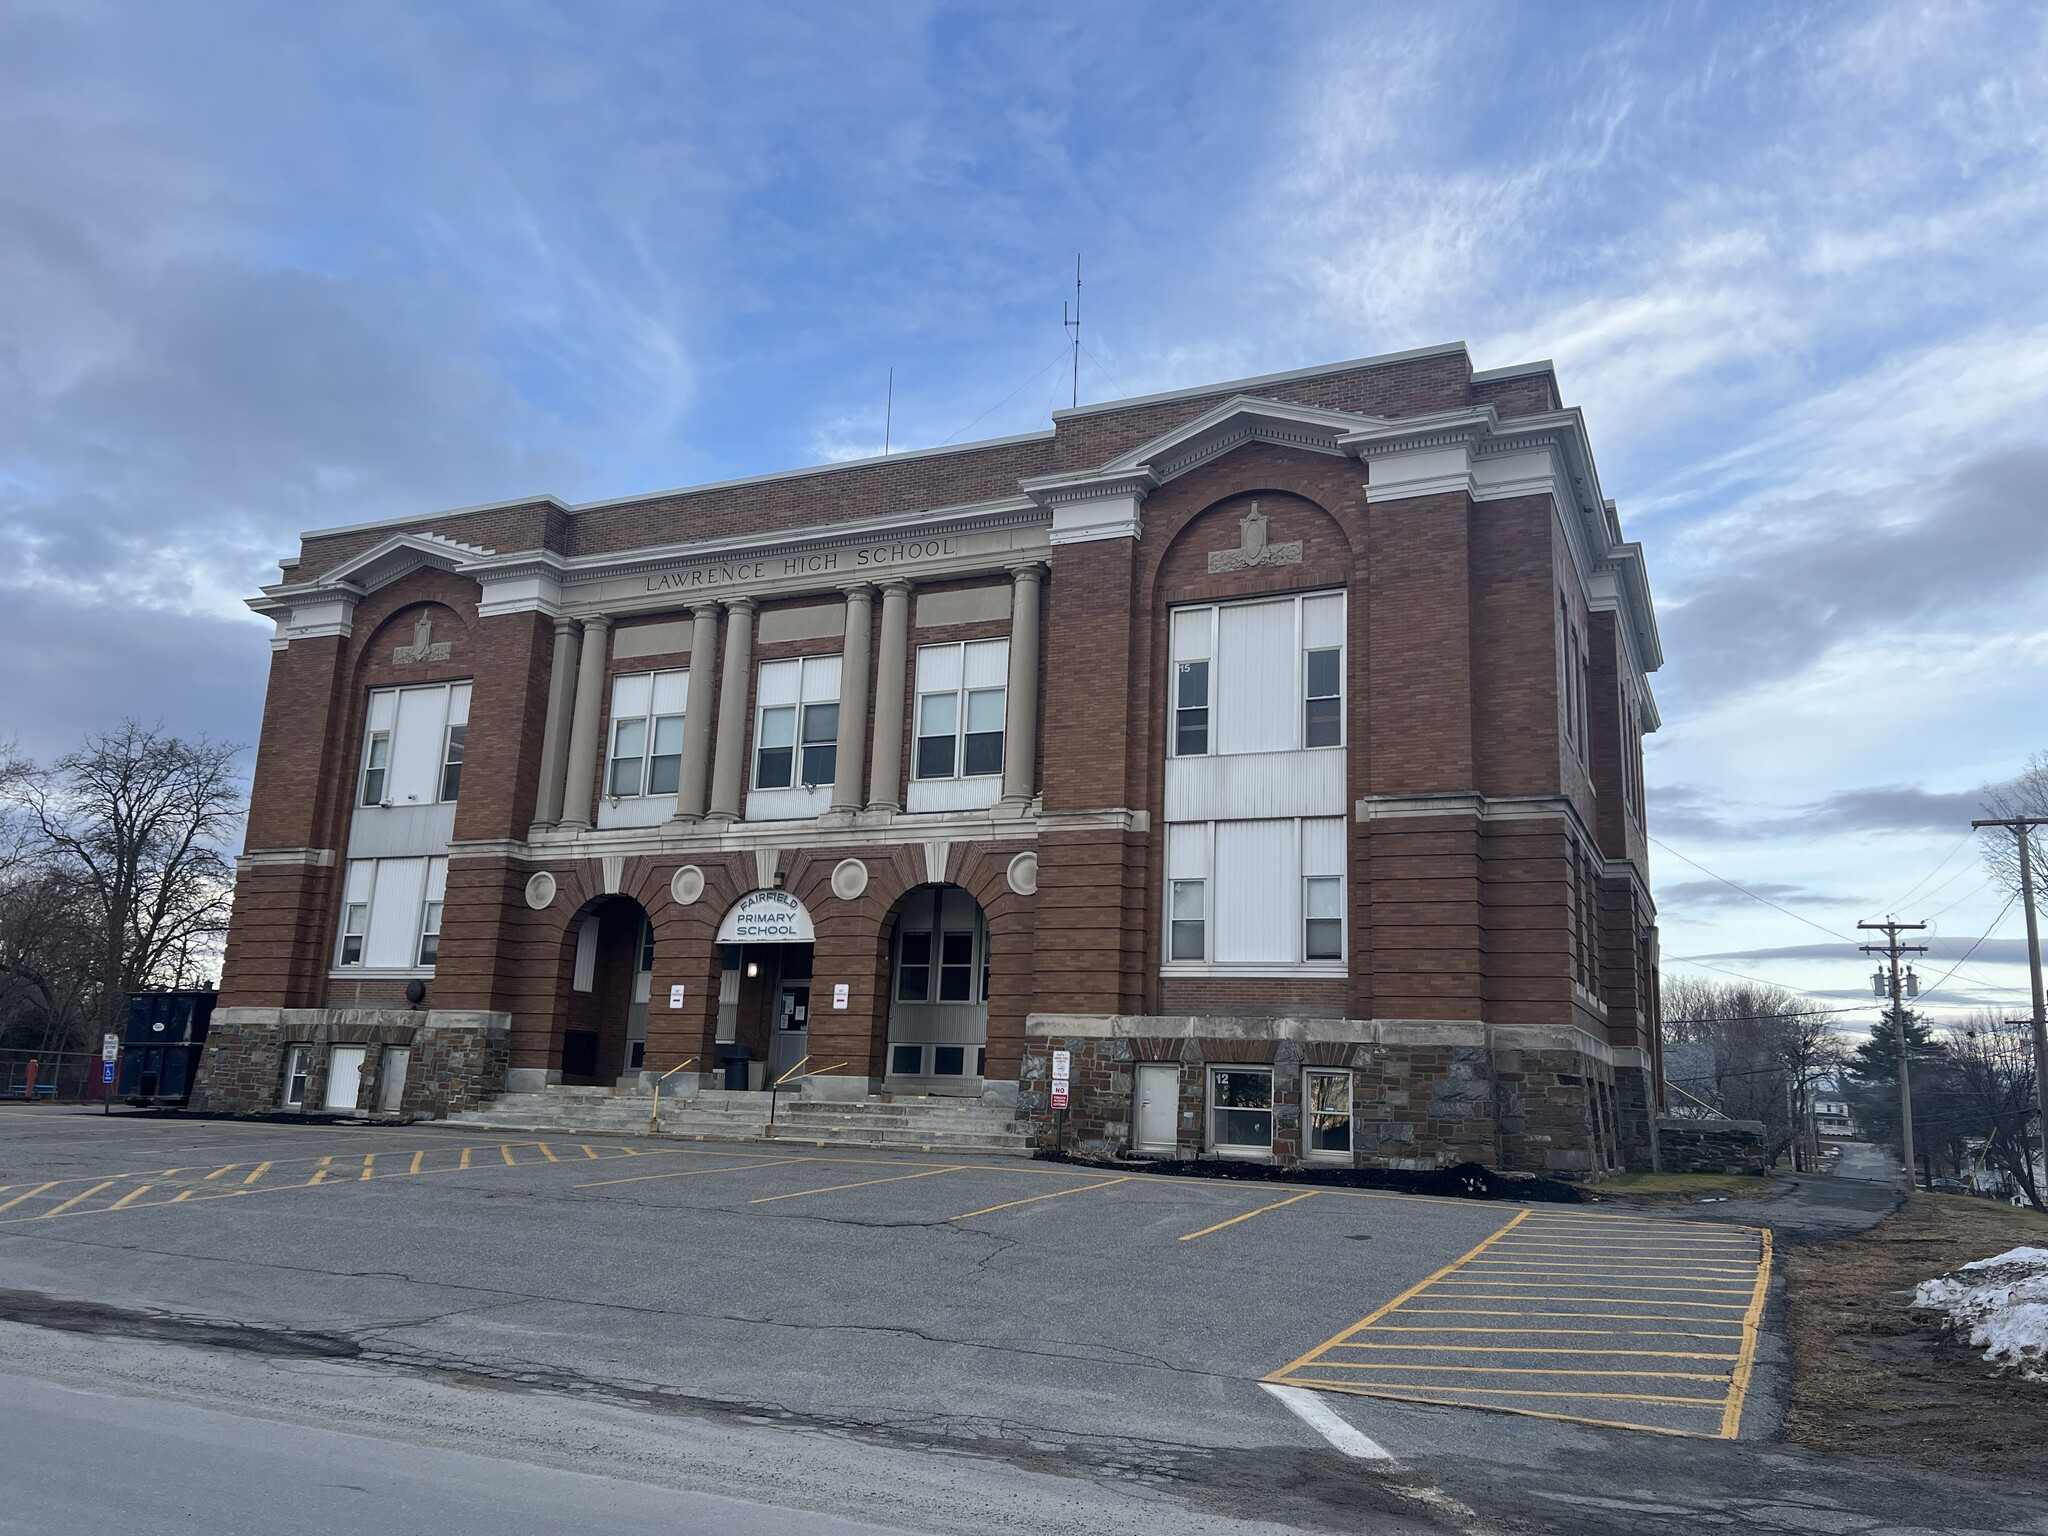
left=1133, top=1063, right=1178, bottom=1155
left=768, top=946, right=814, bottom=1085
left=325, top=1046, right=366, bottom=1111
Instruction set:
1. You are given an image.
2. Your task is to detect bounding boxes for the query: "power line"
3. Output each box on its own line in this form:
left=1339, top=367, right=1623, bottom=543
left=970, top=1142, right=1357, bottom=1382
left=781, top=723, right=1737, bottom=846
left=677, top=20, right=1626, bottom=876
left=1876, top=827, right=1978, bottom=915
left=939, top=344, right=1073, bottom=446
left=1917, top=892, right=2018, bottom=999
left=1650, top=835, right=1855, bottom=943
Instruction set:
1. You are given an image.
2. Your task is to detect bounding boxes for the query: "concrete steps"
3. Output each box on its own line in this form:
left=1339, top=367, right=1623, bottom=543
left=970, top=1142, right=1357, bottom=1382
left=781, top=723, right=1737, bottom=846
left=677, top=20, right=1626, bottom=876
left=445, top=1085, right=1034, bottom=1155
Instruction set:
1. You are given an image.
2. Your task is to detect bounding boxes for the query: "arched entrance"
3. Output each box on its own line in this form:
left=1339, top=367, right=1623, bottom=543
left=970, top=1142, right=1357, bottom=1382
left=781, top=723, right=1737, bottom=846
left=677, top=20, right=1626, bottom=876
left=714, top=890, right=817, bottom=1089
left=885, top=884, right=989, bottom=1094
left=563, top=894, right=653, bottom=1085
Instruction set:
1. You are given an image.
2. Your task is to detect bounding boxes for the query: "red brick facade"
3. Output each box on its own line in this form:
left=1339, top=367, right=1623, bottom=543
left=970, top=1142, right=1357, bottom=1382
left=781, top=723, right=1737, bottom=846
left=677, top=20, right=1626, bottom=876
left=202, top=343, right=1663, bottom=1174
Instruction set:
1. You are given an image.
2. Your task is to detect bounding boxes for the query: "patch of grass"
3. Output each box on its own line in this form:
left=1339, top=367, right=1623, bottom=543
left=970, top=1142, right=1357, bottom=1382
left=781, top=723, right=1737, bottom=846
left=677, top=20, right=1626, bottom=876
left=1594, top=1171, right=1778, bottom=1204
left=1784, top=1192, right=2048, bottom=1487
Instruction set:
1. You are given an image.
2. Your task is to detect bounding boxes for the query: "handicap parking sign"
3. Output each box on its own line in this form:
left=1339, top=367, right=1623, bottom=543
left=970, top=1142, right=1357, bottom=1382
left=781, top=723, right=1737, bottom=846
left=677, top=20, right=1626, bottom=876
left=102, top=1061, right=115, bottom=1084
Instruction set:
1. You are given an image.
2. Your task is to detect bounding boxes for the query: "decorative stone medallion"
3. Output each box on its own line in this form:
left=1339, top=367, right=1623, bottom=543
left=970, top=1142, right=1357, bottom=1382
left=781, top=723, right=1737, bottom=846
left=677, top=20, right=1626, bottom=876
left=523, top=871, right=557, bottom=910
left=830, top=857, right=869, bottom=901
left=1006, top=850, right=1039, bottom=896
left=393, top=614, right=453, bottom=664
left=1207, top=502, right=1303, bottom=574
left=671, top=864, right=705, bottom=906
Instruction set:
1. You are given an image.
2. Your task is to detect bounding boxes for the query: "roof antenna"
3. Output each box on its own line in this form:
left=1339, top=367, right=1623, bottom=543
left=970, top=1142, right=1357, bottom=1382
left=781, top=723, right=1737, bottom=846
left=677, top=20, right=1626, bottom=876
left=884, top=366, right=893, bottom=456
left=1061, top=254, right=1081, bottom=410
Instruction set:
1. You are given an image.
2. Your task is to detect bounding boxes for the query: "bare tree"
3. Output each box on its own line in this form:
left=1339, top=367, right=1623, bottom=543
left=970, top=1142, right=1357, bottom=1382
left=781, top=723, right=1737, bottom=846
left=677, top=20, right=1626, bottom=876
left=1977, top=751, right=2048, bottom=896
left=15, top=722, right=244, bottom=1048
left=1660, top=975, right=1850, bottom=1166
left=1933, top=1012, right=2041, bottom=1207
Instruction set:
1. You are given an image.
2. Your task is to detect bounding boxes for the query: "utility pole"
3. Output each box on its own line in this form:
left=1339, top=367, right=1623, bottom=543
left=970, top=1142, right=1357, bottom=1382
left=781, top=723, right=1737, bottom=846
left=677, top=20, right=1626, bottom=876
left=1859, top=917, right=1927, bottom=1190
left=1973, top=815, right=2048, bottom=1205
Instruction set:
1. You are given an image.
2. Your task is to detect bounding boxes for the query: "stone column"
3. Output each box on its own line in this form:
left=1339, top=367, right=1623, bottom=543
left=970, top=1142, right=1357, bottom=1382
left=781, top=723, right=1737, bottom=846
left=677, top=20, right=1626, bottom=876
left=829, top=585, right=875, bottom=815
left=558, top=615, right=612, bottom=830
left=672, top=604, right=722, bottom=820
left=532, top=617, right=581, bottom=827
left=706, top=598, right=757, bottom=822
left=999, top=563, right=1044, bottom=810
left=865, top=579, right=913, bottom=812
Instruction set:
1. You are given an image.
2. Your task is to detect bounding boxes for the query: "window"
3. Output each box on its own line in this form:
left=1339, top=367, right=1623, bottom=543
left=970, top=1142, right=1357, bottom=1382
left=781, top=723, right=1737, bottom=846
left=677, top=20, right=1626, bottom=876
left=358, top=682, right=472, bottom=808
left=891, top=1044, right=922, bottom=1075
left=1207, top=1067, right=1273, bottom=1156
left=607, top=670, right=687, bottom=799
left=1164, top=818, right=1344, bottom=970
left=1169, top=592, right=1343, bottom=757
left=440, top=724, right=465, bottom=802
left=1304, top=876, right=1343, bottom=960
left=338, top=900, right=367, bottom=966
left=939, top=931, right=975, bottom=1002
left=1305, top=1069, right=1352, bottom=1160
left=360, top=733, right=390, bottom=806
left=334, top=855, right=447, bottom=970
left=1169, top=879, right=1206, bottom=961
left=892, top=886, right=989, bottom=1005
left=282, top=1045, right=310, bottom=1110
left=416, top=898, right=443, bottom=967
left=1304, top=648, right=1342, bottom=748
left=933, top=1045, right=966, bottom=1076
left=914, top=640, right=1009, bottom=781
left=754, top=655, right=841, bottom=790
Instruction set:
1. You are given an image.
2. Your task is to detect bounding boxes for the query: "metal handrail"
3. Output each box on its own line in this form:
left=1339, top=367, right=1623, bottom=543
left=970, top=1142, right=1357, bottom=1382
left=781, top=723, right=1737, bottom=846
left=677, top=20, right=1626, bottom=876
left=1663, top=1079, right=1732, bottom=1120
left=647, top=1058, right=697, bottom=1130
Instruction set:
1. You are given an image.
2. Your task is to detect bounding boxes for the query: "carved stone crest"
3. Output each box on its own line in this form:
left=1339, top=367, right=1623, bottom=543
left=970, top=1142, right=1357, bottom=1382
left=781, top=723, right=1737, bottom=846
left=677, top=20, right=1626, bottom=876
left=1207, top=501, right=1303, bottom=573
left=393, top=615, right=452, bottom=665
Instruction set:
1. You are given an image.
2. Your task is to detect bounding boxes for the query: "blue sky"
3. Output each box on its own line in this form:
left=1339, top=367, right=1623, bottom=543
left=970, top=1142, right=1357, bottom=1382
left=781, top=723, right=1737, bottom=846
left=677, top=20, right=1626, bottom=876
left=4, top=1, right=2047, bottom=1028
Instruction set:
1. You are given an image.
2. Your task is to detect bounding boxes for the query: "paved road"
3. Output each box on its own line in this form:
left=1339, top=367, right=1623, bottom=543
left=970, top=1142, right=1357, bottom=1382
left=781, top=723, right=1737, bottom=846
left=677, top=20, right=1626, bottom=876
left=3, top=1108, right=2042, bottom=1535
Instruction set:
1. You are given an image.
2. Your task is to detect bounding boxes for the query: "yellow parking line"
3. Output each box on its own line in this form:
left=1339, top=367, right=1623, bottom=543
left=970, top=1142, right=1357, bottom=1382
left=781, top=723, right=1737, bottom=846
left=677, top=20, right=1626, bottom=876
left=501, top=1145, right=517, bottom=1165
left=409, top=1150, right=425, bottom=1175
left=1720, top=1228, right=1774, bottom=1438
left=1305, top=1361, right=1733, bottom=1380
left=241, top=1162, right=272, bottom=1186
left=171, top=1189, right=198, bottom=1203
left=581, top=1145, right=598, bottom=1160
left=750, top=1166, right=967, bottom=1204
left=1179, top=1190, right=1315, bottom=1241
left=202, top=1164, right=237, bottom=1181
left=1434, top=1280, right=1756, bottom=1294
left=537, top=1143, right=559, bottom=1162
left=460, top=1148, right=473, bottom=1171
left=1333, top=1343, right=1738, bottom=1359
left=41, top=1181, right=117, bottom=1218
left=360, top=1155, right=376, bottom=1181
left=950, top=1176, right=1130, bottom=1222
left=308, top=1156, right=333, bottom=1186
left=1291, top=1381, right=1724, bottom=1406
left=0, top=1181, right=57, bottom=1213
left=110, top=1185, right=153, bottom=1210
left=1365, top=1324, right=1742, bottom=1338
left=1267, top=1208, right=1531, bottom=1381
left=578, top=1157, right=811, bottom=1189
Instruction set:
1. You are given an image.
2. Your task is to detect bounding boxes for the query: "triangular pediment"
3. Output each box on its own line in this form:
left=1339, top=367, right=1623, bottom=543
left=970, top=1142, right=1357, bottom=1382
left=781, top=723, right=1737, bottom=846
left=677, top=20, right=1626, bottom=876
left=1101, top=396, right=1385, bottom=483
left=315, top=531, right=497, bottom=594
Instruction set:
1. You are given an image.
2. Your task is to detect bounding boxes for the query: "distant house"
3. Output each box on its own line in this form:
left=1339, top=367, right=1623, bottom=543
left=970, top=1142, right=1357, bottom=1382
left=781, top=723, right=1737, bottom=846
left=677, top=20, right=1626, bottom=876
left=1812, top=1098, right=1855, bottom=1139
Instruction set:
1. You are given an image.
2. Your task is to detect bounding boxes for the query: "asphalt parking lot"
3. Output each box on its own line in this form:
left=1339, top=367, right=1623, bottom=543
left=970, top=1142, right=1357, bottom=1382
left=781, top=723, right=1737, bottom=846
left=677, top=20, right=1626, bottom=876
left=0, top=1110, right=1770, bottom=1450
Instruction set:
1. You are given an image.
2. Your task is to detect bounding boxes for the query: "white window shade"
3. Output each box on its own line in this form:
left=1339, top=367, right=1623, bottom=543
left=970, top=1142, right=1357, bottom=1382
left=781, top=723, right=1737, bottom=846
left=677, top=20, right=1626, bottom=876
left=1302, top=818, right=1346, bottom=878
left=363, top=856, right=428, bottom=968
left=1216, top=600, right=1295, bottom=755
left=1213, top=820, right=1297, bottom=963
left=963, top=639, right=1008, bottom=688
left=573, top=915, right=598, bottom=992
left=611, top=671, right=653, bottom=718
left=1166, top=822, right=1209, bottom=879
left=917, top=644, right=962, bottom=692
left=757, top=659, right=801, bottom=707
left=652, top=670, right=688, bottom=715
left=389, top=688, right=448, bottom=805
left=423, top=856, right=448, bottom=904
left=1171, top=607, right=1212, bottom=663
left=1302, top=593, right=1344, bottom=650
left=800, top=654, right=842, bottom=703
left=447, top=682, right=471, bottom=726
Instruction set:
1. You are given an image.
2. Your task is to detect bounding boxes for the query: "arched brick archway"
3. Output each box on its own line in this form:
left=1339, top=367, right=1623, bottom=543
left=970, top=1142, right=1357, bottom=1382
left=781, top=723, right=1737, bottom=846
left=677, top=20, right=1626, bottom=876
left=557, top=892, right=652, bottom=1085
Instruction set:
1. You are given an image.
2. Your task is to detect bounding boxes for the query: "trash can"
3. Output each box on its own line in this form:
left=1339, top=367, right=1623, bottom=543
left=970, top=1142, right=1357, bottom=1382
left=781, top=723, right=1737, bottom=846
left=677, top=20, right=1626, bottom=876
left=716, top=1043, right=753, bottom=1091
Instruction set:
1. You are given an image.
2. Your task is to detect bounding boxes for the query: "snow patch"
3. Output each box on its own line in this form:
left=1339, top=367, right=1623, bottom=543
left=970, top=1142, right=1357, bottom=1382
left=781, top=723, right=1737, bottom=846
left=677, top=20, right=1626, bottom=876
left=1911, top=1246, right=2048, bottom=1383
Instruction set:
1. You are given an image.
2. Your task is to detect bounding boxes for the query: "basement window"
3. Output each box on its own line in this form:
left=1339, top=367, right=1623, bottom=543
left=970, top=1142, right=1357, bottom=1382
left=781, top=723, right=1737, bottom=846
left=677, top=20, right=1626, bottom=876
left=1207, top=1066, right=1273, bottom=1158
left=282, top=1045, right=310, bottom=1110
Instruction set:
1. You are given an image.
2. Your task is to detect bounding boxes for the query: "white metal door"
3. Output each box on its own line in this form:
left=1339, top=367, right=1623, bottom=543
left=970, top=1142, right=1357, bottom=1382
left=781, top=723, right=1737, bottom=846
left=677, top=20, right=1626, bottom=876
left=377, top=1047, right=410, bottom=1113
left=1133, top=1063, right=1178, bottom=1155
left=325, top=1046, right=366, bottom=1111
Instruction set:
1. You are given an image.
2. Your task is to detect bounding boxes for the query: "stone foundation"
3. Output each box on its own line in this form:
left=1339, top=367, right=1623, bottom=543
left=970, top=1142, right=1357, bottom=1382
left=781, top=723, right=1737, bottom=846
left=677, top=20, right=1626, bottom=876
left=1655, top=1115, right=1767, bottom=1175
left=192, top=1007, right=510, bottom=1121
left=1021, top=1015, right=1642, bottom=1175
